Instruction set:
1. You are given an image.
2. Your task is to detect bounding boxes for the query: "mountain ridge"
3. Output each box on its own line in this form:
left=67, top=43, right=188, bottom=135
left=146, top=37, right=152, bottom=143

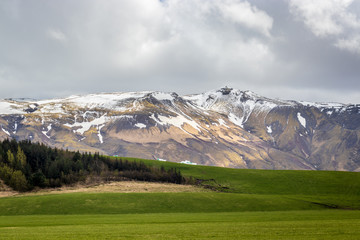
left=1, top=87, right=359, bottom=171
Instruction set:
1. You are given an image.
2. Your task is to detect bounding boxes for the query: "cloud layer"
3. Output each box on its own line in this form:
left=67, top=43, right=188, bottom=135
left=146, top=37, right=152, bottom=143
left=289, top=0, right=360, bottom=54
left=0, top=0, right=359, bottom=103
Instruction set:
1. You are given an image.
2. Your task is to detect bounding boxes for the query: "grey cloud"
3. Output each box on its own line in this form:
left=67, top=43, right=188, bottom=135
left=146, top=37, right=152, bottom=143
left=289, top=0, right=360, bottom=55
left=0, top=0, right=359, bottom=104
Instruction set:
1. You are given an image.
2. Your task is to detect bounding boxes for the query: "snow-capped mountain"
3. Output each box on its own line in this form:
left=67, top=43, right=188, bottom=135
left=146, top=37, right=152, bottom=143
left=1, top=87, right=360, bottom=171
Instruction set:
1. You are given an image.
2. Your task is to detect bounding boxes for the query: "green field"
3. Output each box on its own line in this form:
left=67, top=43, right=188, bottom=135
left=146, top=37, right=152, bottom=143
left=1, top=211, right=360, bottom=240
left=0, top=158, right=360, bottom=239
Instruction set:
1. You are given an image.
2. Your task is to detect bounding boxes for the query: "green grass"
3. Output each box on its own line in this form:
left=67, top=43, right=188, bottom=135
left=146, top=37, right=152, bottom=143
left=0, top=211, right=359, bottom=239
left=118, top=157, right=360, bottom=195
left=112, top=157, right=360, bottom=209
left=0, top=192, right=329, bottom=216
left=1, top=157, right=360, bottom=239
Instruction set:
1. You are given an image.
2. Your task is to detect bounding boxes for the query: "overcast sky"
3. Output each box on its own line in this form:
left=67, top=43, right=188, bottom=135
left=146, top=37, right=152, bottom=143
left=1, top=0, right=360, bottom=103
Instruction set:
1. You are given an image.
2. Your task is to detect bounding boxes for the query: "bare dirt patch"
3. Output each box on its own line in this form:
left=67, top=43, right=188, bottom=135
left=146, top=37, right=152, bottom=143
left=0, top=180, right=17, bottom=197
left=0, top=181, right=208, bottom=198
left=0, top=191, right=17, bottom=198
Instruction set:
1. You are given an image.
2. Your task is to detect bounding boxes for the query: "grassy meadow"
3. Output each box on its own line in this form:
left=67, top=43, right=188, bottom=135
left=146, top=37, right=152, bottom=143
left=0, top=157, right=359, bottom=239
left=1, top=211, right=360, bottom=240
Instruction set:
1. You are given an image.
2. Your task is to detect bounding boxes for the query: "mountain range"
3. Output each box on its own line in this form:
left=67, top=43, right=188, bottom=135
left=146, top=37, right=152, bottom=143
left=1, top=87, right=359, bottom=171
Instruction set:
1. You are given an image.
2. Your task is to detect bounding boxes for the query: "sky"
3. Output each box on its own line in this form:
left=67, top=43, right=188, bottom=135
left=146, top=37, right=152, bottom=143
left=1, top=0, right=360, bottom=104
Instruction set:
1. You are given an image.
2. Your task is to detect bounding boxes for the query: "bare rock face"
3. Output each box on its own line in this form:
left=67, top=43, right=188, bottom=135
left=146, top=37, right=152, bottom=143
left=1, top=88, right=359, bottom=171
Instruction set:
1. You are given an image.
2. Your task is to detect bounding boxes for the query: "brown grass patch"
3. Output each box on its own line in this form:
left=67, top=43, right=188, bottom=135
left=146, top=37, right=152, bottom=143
left=0, top=181, right=208, bottom=198
left=0, top=180, right=17, bottom=197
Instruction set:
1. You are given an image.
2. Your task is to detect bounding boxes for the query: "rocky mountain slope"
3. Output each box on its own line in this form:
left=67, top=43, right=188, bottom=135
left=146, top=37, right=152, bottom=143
left=1, top=87, right=359, bottom=171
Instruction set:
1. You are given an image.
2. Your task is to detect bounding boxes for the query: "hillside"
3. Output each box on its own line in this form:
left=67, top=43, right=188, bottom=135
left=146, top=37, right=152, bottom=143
left=1, top=157, right=360, bottom=211
left=1, top=87, right=360, bottom=171
left=0, top=159, right=359, bottom=239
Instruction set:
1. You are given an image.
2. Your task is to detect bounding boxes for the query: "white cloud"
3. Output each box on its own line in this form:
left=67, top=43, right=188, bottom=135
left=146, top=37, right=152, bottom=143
left=335, top=35, right=360, bottom=54
left=0, top=0, right=279, bottom=99
left=217, top=0, right=273, bottom=37
left=289, top=0, right=360, bottom=54
left=289, top=0, right=360, bottom=37
left=90, top=0, right=275, bottom=78
left=47, top=28, right=67, bottom=42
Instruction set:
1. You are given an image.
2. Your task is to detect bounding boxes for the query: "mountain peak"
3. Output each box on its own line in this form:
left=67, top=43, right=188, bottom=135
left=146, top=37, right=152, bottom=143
left=217, top=86, right=233, bottom=95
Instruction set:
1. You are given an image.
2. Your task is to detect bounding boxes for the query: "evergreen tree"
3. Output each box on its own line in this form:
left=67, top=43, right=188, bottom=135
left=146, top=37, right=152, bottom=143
left=6, top=149, right=15, bottom=168
left=16, top=146, right=26, bottom=170
left=10, top=170, right=28, bottom=192
left=0, top=139, right=188, bottom=191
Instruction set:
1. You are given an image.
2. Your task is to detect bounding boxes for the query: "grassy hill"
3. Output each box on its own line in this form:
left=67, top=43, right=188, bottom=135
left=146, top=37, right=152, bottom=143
left=0, top=157, right=360, bottom=239
left=130, top=157, right=360, bottom=195
left=110, top=157, right=360, bottom=209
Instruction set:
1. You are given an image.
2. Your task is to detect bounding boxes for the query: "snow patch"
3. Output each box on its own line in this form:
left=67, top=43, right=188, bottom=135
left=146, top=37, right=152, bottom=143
left=64, top=115, right=107, bottom=134
left=39, top=104, right=64, bottom=114
left=152, top=92, right=174, bottom=101
left=299, top=101, right=344, bottom=108
left=13, top=122, right=18, bottom=134
left=218, top=119, right=229, bottom=128
left=42, top=124, right=52, bottom=139
left=35, top=92, right=151, bottom=113
left=97, top=124, right=105, bottom=144
left=135, top=123, right=146, bottom=129
left=150, top=113, right=201, bottom=132
left=228, top=113, right=244, bottom=128
left=0, top=101, right=25, bottom=115
left=266, top=126, right=272, bottom=134
left=180, top=160, right=197, bottom=165
left=158, top=115, right=201, bottom=131
left=297, top=112, right=306, bottom=128
left=65, top=92, right=149, bottom=110
left=1, top=127, right=10, bottom=136
left=183, top=90, right=225, bottom=110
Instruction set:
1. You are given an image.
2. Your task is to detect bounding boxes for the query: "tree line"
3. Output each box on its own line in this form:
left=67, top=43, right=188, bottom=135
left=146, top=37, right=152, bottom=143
left=0, top=139, right=187, bottom=192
